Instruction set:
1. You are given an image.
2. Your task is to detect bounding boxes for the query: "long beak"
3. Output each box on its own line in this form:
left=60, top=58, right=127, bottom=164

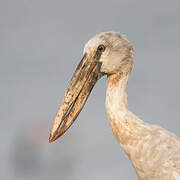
left=49, top=53, right=102, bottom=142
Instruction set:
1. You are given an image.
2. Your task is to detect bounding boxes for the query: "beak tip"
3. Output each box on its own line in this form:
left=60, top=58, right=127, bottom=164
left=49, top=131, right=61, bottom=143
left=49, top=133, right=55, bottom=143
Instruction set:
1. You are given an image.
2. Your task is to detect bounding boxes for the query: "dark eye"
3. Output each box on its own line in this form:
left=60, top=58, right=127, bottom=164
left=97, top=44, right=106, bottom=52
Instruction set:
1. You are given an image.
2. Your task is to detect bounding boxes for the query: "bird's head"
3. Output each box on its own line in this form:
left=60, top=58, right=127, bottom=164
left=84, top=32, right=134, bottom=75
left=49, top=32, right=134, bottom=142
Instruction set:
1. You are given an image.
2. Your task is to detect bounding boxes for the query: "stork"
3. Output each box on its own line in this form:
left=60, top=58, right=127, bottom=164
left=49, top=32, right=180, bottom=179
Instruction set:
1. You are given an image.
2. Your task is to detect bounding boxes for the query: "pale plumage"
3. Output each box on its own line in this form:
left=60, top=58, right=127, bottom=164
left=49, top=32, right=180, bottom=180
left=106, top=71, right=180, bottom=180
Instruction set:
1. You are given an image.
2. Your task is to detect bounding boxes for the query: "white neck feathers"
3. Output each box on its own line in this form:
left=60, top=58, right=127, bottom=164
left=105, top=71, right=146, bottom=148
left=106, top=73, right=129, bottom=120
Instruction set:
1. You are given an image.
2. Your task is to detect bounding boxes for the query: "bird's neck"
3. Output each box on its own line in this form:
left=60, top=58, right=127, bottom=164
left=106, top=70, right=146, bottom=151
left=106, top=71, right=129, bottom=118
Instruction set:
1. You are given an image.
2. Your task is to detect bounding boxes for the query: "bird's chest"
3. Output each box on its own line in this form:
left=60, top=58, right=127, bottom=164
left=123, top=135, right=175, bottom=180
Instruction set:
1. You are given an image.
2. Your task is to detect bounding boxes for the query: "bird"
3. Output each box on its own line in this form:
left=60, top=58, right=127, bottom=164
left=49, top=32, right=180, bottom=180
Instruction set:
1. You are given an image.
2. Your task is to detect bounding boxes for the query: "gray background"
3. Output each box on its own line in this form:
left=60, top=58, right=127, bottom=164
left=1, top=0, right=180, bottom=179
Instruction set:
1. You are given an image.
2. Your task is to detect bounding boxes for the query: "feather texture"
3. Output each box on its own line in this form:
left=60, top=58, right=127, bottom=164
left=106, top=71, right=180, bottom=180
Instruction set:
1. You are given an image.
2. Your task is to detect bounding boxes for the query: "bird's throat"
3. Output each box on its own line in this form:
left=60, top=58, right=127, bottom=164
left=106, top=71, right=129, bottom=121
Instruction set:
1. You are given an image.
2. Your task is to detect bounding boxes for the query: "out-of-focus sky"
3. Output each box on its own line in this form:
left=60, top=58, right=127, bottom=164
left=1, top=0, right=180, bottom=179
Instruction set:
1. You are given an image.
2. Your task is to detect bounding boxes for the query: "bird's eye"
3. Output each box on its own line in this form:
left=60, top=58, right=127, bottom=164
left=97, top=44, right=106, bottom=52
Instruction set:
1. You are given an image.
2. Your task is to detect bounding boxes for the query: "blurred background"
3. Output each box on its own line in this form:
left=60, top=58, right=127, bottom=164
left=1, top=0, right=180, bottom=179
